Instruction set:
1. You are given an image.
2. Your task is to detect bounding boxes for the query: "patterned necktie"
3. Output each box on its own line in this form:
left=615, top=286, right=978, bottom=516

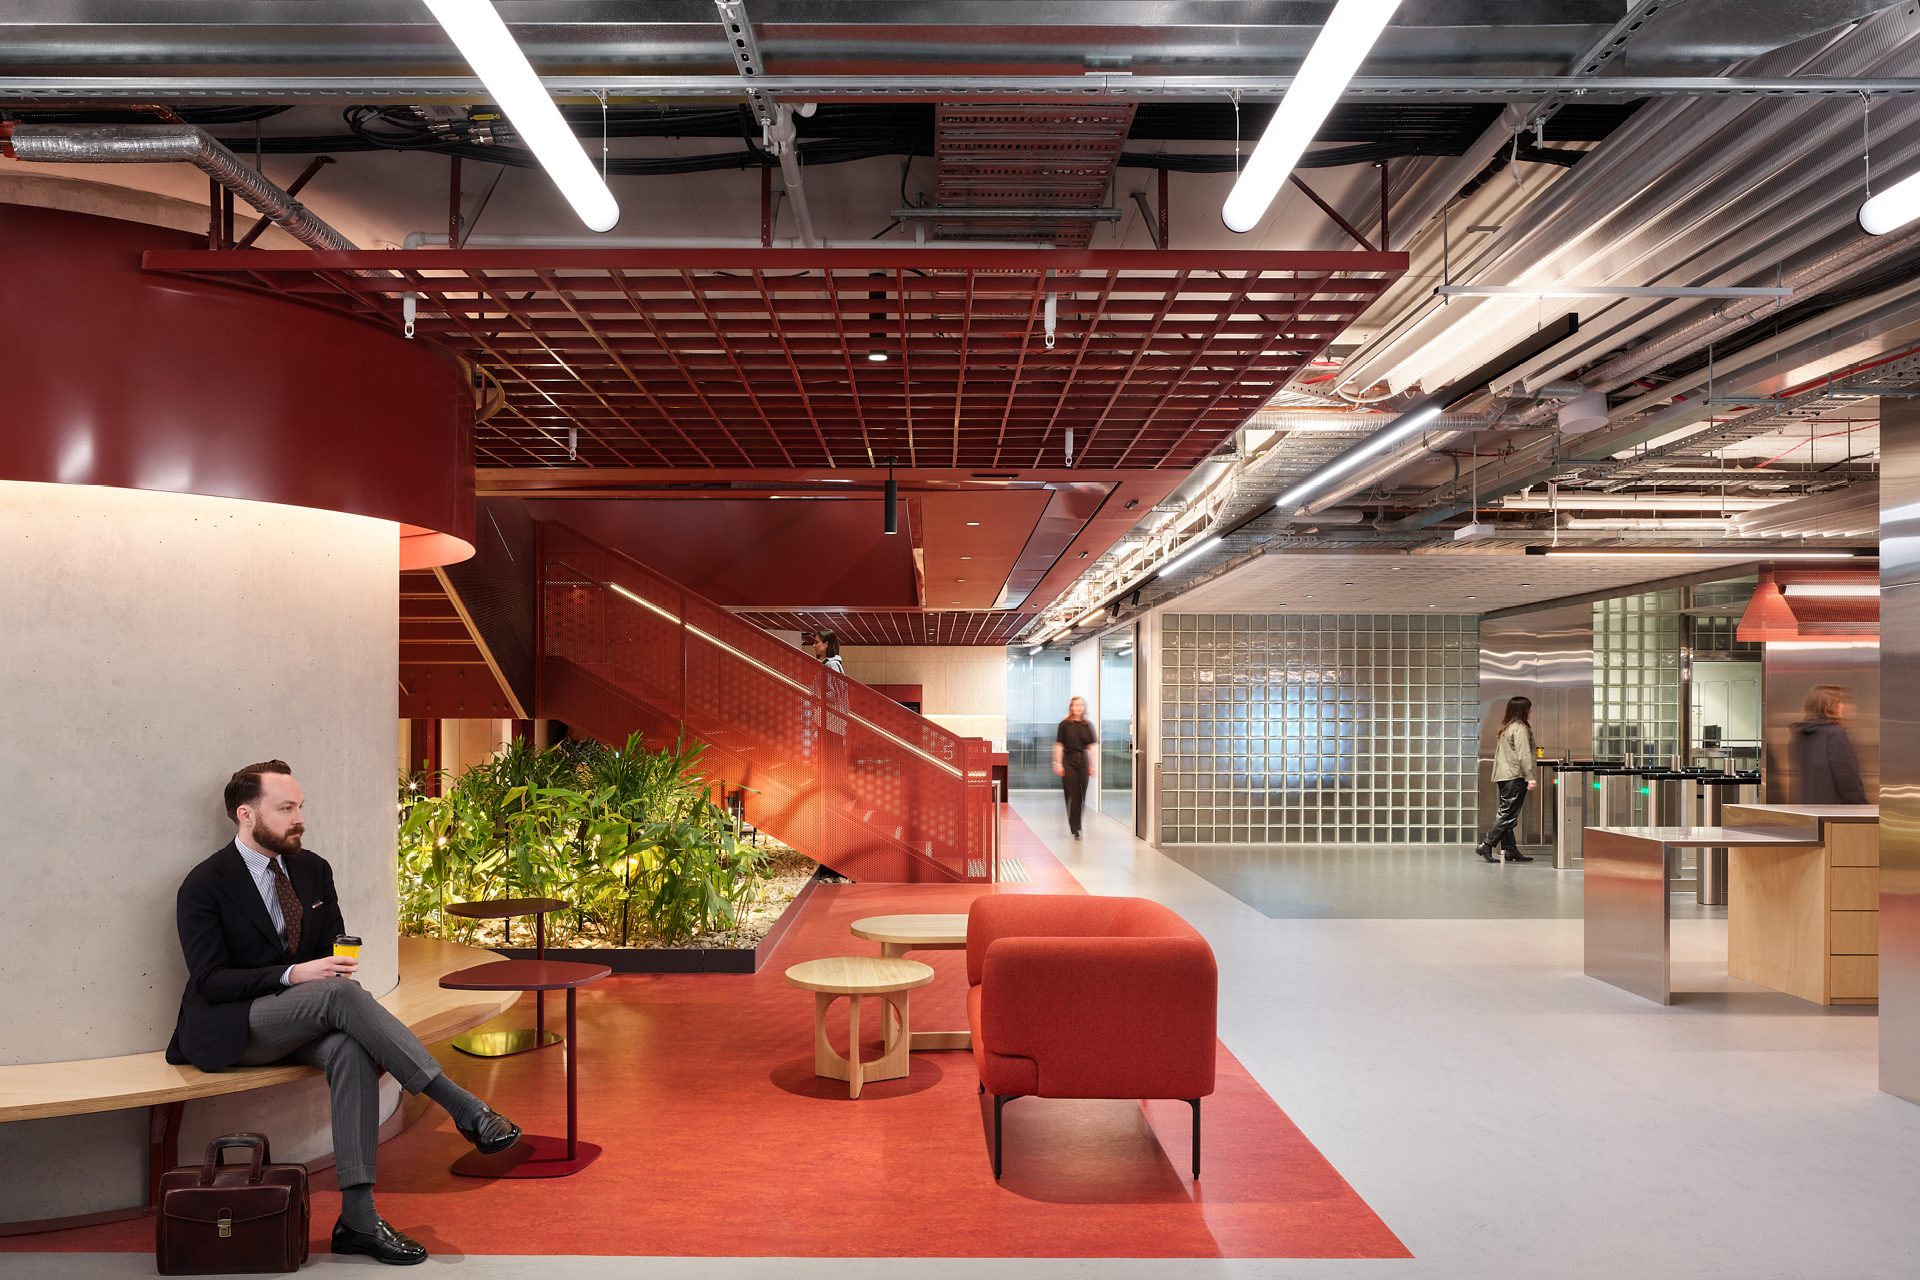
left=268, top=859, right=304, bottom=955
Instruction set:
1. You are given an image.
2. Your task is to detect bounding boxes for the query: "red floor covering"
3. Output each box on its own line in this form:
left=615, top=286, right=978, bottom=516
left=7, top=811, right=1406, bottom=1260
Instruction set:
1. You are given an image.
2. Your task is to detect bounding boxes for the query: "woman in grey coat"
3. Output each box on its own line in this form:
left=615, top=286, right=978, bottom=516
left=1788, top=684, right=1867, bottom=804
left=1476, top=696, right=1537, bottom=864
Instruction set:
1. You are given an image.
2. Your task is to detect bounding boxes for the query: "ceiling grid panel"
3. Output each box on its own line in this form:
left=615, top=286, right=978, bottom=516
left=143, top=248, right=1406, bottom=472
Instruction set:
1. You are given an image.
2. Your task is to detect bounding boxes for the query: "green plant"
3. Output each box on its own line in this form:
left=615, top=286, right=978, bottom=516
left=396, top=731, right=777, bottom=947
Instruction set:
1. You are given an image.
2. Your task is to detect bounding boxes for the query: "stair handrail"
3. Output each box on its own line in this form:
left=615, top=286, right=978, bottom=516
left=536, top=521, right=995, bottom=881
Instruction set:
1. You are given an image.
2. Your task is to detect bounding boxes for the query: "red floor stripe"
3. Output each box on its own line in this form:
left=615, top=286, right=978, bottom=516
left=6, top=810, right=1407, bottom=1259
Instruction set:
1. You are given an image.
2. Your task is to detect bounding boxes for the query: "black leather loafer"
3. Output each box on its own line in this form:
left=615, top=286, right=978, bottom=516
left=457, top=1104, right=523, bottom=1155
left=1507, top=852, right=1536, bottom=863
left=332, top=1218, right=428, bottom=1266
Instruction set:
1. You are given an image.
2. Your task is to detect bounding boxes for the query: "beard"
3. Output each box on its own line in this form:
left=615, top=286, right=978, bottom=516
left=253, top=823, right=305, bottom=858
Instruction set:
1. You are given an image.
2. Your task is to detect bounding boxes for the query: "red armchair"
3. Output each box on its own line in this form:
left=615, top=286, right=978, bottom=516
left=966, top=893, right=1217, bottom=1179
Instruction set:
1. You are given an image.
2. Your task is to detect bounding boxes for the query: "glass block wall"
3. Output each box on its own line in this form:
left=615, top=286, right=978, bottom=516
left=1593, top=590, right=1684, bottom=764
left=1160, top=614, right=1480, bottom=844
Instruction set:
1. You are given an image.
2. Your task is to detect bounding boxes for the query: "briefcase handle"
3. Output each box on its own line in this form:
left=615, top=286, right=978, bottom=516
left=198, top=1133, right=272, bottom=1186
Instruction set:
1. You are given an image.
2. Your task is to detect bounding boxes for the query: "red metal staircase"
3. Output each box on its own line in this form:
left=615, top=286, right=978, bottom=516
left=536, top=522, right=998, bottom=883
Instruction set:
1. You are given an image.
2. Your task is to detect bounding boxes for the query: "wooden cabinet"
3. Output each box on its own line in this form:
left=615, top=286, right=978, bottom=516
left=1724, top=810, right=1879, bottom=1006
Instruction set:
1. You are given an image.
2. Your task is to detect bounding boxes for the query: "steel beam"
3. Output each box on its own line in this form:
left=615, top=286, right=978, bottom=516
left=7, top=74, right=1920, bottom=104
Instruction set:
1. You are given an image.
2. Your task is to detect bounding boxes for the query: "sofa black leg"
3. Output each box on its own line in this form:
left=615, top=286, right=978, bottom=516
left=1188, top=1098, right=1202, bottom=1179
left=993, top=1094, right=1010, bottom=1180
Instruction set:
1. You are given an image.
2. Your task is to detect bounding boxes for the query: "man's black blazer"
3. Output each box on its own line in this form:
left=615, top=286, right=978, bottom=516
left=165, top=841, right=348, bottom=1071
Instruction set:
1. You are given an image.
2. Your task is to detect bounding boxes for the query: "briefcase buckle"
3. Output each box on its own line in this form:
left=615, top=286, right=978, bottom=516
left=217, top=1209, right=232, bottom=1239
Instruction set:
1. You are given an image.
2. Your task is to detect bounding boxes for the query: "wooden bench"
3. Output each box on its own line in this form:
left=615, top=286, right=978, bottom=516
left=0, top=936, right=519, bottom=1234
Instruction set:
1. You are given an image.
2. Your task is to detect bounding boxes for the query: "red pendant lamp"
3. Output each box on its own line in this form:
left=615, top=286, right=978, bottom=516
left=1736, top=569, right=1800, bottom=642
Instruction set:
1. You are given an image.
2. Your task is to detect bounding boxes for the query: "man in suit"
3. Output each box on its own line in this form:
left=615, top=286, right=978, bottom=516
left=168, top=760, right=522, bottom=1266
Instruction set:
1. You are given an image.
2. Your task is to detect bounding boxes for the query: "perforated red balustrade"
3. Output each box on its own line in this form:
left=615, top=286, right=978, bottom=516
left=539, top=523, right=996, bottom=883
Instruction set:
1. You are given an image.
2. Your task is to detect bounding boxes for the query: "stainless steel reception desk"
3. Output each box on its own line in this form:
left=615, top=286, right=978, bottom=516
left=1585, top=805, right=1879, bottom=1005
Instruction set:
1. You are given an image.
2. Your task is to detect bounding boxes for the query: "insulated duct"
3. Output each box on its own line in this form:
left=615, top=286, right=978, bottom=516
left=8, top=123, right=357, bottom=251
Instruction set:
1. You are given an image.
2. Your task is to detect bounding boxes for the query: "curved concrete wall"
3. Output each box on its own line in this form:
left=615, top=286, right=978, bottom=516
left=0, top=481, right=400, bottom=1219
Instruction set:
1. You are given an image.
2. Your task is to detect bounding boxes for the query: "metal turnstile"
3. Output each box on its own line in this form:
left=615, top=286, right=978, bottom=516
left=1688, top=771, right=1762, bottom=906
left=1553, top=762, right=1624, bottom=869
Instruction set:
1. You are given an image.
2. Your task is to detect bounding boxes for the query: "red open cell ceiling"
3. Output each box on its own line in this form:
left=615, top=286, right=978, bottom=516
left=143, top=247, right=1407, bottom=473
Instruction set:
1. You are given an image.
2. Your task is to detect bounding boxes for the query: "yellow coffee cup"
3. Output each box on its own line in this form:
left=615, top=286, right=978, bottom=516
left=333, top=934, right=362, bottom=959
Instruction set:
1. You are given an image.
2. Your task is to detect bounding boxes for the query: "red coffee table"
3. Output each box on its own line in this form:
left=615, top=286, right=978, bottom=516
left=445, top=897, right=569, bottom=1058
left=438, top=958, right=611, bottom=1178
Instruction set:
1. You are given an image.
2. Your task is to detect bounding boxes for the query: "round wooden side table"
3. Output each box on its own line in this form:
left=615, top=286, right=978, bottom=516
left=439, top=958, right=612, bottom=1178
left=784, top=956, right=934, bottom=1099
left=445, top=897, right=569, bottom=1057
left=848, top=914, right=970, bottom=1051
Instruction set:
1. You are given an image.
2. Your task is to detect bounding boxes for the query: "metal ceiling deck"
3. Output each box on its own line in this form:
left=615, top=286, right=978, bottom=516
left=142, top=247, right=1405, bottom=471
left=931, top=102, right=1137, bottom=247
left=734, top=609, right=1037, bottom=647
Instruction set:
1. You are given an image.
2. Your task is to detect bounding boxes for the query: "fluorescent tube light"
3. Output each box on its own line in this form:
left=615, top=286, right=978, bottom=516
left=1274, top=402, right=1438, bottom=511
left=1860, top=169, right=1920, bottom=235
left=1435, top=285, right=1791, bottom=300
left=1563, top=517, right=1740, bottom=531
left=1783, top=583, right=1880, bottom=598
left=1074, top=606, right=1106, bottom=627
left=1222, top=0, right=1402, bottom=234
left=1159, top=536, right=1221, bottom=575
left=1524, top=548, right=1860, bottom=560
left=421, top=0, right=620, bottom=232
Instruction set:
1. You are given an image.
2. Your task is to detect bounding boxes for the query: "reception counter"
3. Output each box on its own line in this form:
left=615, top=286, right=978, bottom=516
left=1585, top=804, right=1878, bottom=1005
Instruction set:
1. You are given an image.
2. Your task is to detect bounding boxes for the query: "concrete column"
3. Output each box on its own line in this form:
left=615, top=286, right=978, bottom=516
left=0, top=481, right=400, bottom=1220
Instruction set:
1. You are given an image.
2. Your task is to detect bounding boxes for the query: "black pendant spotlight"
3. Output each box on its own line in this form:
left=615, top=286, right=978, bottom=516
left=884, top=456, right=898, bottom=535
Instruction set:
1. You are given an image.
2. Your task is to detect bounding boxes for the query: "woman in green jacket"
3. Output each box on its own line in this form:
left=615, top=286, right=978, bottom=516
left=1476, top=696, right=1537, bottom=864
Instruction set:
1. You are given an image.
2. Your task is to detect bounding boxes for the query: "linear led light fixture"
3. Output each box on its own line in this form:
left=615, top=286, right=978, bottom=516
left=1783, top=583, right=1880, bottom=598
left=1523, top=547, right=1865, bottom=560
left=1269, top=313, right=1580, bottom=519
left=1222, top=0, right=1403, bottom=233
left=1563, top=517, right=1740, bottom=531
left=1272, top=400, right=1440, bottom=512
left=1158, top=536, right=1220, bottom=576
left=420, top=0, right=619, bottom=232
left=1501, top=495, right=1780, bottom=512
left=1861, top=169, right=1920, bottom=234
left=1435, top=285, right=1792, bottom=299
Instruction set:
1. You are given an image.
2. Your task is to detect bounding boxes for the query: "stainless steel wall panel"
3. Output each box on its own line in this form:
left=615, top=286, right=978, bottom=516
left=1761, top=642, right=1881, bottom=803
left=1478, top=601, right=1594, bottom=843
left=1881, top=396, right=1920, bottom=1105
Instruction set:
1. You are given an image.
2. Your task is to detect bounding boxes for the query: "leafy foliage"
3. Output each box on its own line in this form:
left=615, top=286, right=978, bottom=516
left=398, top=733, right=774, bottom=947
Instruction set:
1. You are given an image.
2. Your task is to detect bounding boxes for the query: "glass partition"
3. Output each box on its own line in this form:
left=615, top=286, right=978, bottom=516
left=1099, top=630, right=1136, bottom=828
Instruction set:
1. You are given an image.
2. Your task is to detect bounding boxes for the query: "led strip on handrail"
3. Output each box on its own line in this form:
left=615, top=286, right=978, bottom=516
left=606, top=580, right=965, bottom=777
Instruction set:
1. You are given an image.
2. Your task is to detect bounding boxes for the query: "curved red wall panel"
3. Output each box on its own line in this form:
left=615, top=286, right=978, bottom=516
left=0, top=204, right=474, bottom=566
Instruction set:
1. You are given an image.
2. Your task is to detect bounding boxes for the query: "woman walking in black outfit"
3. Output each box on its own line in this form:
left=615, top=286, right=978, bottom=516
left=1052, top=695, right=1098, bottom=838
left=1476, top=695, right=1538, bottom=864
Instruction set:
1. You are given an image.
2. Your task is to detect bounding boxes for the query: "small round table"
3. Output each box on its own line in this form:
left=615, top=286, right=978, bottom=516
left=445, top=897, right=569, bottom=1057
left=848, top=914, right=970, bottom=1051
left=784, top=957, right=934, bottom=1099
left=439, top=959, right=611, bottom=1178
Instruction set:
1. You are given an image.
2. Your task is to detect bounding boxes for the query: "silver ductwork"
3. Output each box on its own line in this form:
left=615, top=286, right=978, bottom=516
left=8, top=123, right=357, bottom=251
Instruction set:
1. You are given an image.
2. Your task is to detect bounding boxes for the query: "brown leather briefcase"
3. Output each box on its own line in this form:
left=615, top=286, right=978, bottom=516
left=156, top=1132, right=310, bottom=1275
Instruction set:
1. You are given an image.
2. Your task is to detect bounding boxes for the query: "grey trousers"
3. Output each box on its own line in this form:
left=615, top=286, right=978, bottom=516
left=237, top=977, right=444, bottom=1188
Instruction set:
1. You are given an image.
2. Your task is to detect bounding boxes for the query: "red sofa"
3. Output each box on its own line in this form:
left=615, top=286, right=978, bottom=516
left=966, top=893, right=1217, bottom=1179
